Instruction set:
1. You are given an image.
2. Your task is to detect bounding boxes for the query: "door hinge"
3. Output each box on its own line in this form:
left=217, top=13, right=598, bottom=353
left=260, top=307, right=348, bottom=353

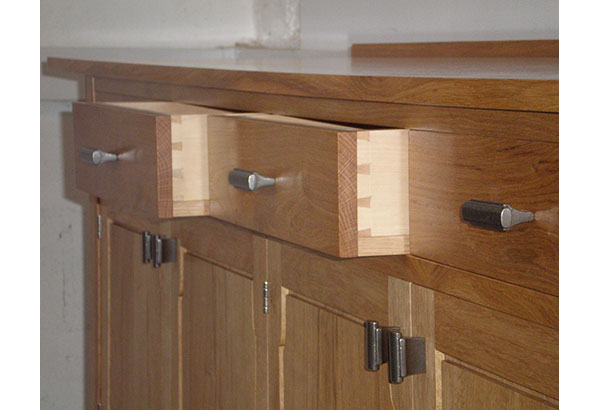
left=142, top=231, right=177, bottom=268
left=364, top=320, right=426, bottom=384
left=97, top=215, right=102, bottom=238
left=263, top=281, right=269, bottom=314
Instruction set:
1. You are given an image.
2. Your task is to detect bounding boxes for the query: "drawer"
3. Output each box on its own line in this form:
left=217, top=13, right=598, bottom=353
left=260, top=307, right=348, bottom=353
left=207, top=114, right=409, bottom=258
left=73, top=102, right=230, bottom=218
left=409, top=131, right=558, bottom=294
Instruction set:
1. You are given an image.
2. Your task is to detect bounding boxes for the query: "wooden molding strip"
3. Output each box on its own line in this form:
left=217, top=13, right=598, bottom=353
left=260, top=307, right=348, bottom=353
left=93, top=78, right=559, bottom=143
left=46, top=57, right=558, bottom=112
left=352, top=40, right=559, bottom=58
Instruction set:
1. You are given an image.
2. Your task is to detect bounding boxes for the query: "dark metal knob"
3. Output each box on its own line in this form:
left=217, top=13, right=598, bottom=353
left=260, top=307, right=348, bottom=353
left=461, top=200, right=534, bottom=231
left=228, top=168, right=275, bottom=191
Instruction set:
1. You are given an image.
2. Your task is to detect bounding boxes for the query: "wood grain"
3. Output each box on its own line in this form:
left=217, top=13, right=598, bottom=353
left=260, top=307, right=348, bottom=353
left=172, top=217, right=257, bottom=276
left=208, top=115, right=358, bottom=257
left=410, top=130, right=558, bottom=295
left=93, top=78, right=559, bottom=143
left=357, top=129, right=409, bottom=248
left=275, top=236, right=557, bottom=329
left=105, top=102, right=229, bottom=213
left=388, top=278, right=414, bottom=409
left=86, top=197, right=100, bottom=410
left=181, top=256, right=217, bottom=409
left=411, top=285, right=437, bottom=410
left=207, top=114, right=409, bottom=257
left=442, top=361, right=557, bottom=409
left=74, top=102, right=173, bottom=218
left=352, top=40, right=559, bottom=58
left=85, top=74, right=99, bottom=406
left=104, top=222, right=179, bottom=409
left=445, top=355, right=559, bottom=407
left=181, top=254, right=258, bottom=409
left=397, top=256, right=558, bottom=329
left=74, top=102, right=232, bottom=218
left=435, top=293, right=558, bottom=398
left=268, top=238, right=397, bottom=408
left=48, top=56, right=558, bottom=111
left=277, top=241, right=389, bottom=323
left=85, top=72, right=98, bottom=410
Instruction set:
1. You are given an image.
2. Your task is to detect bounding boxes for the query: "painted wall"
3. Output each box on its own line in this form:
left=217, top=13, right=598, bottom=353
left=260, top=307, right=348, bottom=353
left=41, top=0, right=256, bottom=48
left=40, top=1, right=558, bottom=408
left=40, top=101, right=89, bottom=410
left=299, top=0, right=559, bottom=49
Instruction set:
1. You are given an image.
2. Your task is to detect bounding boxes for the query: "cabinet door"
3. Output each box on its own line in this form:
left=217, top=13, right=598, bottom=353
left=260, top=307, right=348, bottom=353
left=182, top=254, right=259, bottom=409
left=441, top=360, right=557, bottom=409
left=175, top=217, right=268, bottom=410
left=99, top=212, right=179, bottom=410
left=267, top=240, right=431, bottom=409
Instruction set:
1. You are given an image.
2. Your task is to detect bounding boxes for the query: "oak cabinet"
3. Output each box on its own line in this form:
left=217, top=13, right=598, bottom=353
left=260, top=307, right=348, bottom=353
left=53, top=40, right=559, bottom=409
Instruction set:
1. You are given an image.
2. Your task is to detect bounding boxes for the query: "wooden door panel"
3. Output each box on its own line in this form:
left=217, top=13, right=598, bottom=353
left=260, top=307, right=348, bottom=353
left=182, top=253, right=257, bottom=410
left=105, top=223, right=176, bottom=410
left=442, top=361, right=556, bottom=409
left=282, top=294, right=393, bottom=410
left=182, top=255, right=217, bottom=409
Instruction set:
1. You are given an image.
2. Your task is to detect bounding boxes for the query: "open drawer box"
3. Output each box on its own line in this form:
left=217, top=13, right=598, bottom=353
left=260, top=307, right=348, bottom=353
left=73, top=101, right=408, bottom=257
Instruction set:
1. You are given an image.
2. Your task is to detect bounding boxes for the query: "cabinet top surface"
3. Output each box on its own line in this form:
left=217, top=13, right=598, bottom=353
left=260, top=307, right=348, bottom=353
left=45, top=48, right=557, bottom=80
left=45, top=47, right=558, bottom=112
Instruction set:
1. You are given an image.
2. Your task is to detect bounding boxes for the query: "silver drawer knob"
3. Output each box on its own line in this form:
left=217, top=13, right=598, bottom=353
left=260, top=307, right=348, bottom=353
left=80, top=147, right=118, bottom=166
left=228, top=168, right=275, bottom=191
left=461, top=199, right=534, bottom=231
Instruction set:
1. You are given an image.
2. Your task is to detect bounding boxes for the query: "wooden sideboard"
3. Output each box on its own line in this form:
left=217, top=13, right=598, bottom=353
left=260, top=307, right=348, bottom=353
left=46, top=40, right=559, bottom=410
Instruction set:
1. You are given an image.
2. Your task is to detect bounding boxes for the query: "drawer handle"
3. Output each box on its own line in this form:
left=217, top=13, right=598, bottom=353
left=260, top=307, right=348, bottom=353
left=80, top=147, right=118, bottom=166
left=461, top=200, right=534, bottom=231
left=228, top=168, right=275, bottom=191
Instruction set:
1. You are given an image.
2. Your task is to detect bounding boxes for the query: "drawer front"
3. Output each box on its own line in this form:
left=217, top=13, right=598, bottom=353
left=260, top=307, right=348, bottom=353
left=73, top=102, right=227, bottom=218
left=208, top=115, right=409, bottom=257
left=410, top=131, right=558, bottom=294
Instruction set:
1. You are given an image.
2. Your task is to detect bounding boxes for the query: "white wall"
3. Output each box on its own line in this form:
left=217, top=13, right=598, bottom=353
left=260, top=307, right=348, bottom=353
left=40, top=101, right=88, bottom=410
left=41, top=0, right=256, bottom=48
left=40, top=1, right=558, bottom=408
left=300, top=0, right=559, bottom=49
left=41, top=0, right=558, bottom=50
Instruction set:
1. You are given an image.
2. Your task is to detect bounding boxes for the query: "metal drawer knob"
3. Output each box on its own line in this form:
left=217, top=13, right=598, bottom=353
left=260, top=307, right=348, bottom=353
left=461, top=199, right=534, bottom=231
left=80, top=147, right=118, bottom=166
left=228, top=168, right=275, bottom=191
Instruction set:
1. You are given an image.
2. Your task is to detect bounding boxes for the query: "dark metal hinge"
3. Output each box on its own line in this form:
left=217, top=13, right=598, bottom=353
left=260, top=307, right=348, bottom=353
left=365, top=320, right=426, bottom=384
left=263, top=281, right=269, bottom=314
left=142, top=231, right=177, bottom=268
